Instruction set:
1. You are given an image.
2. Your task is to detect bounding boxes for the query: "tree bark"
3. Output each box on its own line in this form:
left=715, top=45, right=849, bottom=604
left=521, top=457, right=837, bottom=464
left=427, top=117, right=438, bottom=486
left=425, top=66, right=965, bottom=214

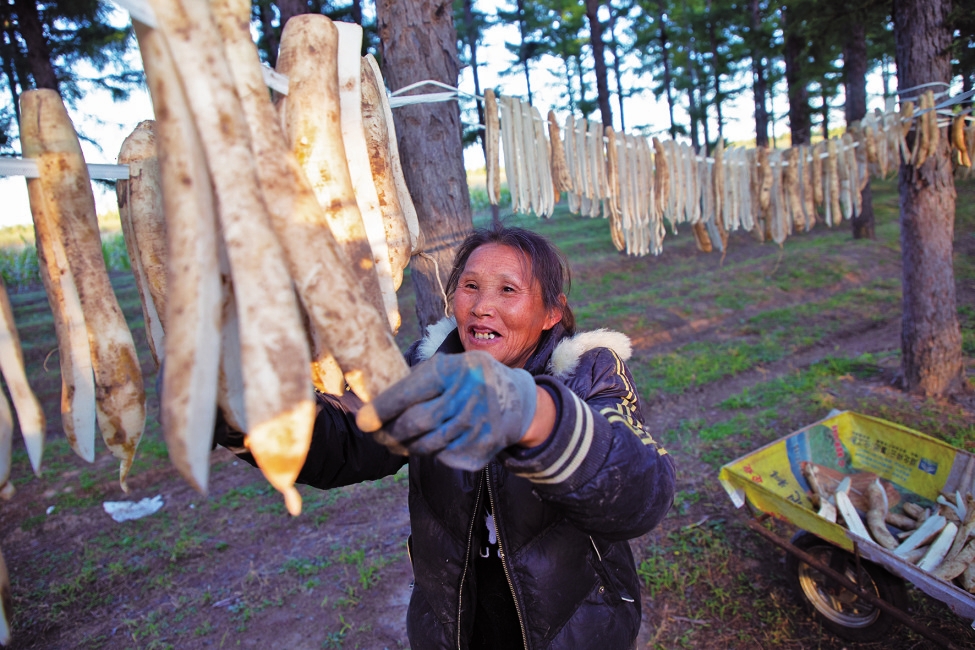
left=1, top=23, right=22, bottom=126
left=782, top=6, right=811, bottom=146
left=608, top=17, right=625, bottom=131
left=377, top=0, right=473, bottom=329
left=844, top=20, right=875, bottom=239
left=576, top=56, right=587, bottom=116
left=516, top=0, right=534, bottom=106
left=749, top=0, right=769, bottom=147
left=259, top=0, right=280, bottom=67
left=688, top=83, right=700, bottom=150
left=585, top=0, right=613, bottom=128
left=820, top=87, right=830, bottom=140
left=894, top=0, right=967, bottom=397
left=707, top=4, right=724, bottom=143
left=882, top=55, right=891, bottom=98
left=695, top=49, right=710, bottom=151
left=13, top=0, right=58, bottom=91
left=655, top=1, right=677, bottom=138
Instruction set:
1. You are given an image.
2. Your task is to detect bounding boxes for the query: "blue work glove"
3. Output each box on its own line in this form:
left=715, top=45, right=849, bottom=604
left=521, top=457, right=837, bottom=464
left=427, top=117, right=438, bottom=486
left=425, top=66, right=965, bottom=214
left=355, top=351, right=538, bottom=471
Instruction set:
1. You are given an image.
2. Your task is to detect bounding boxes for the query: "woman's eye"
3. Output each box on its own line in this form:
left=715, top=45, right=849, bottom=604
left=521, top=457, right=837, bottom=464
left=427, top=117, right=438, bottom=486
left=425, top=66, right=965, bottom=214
left=464, top=282, right=477, bottom=290
left=502, top=286, right=515, bottom=293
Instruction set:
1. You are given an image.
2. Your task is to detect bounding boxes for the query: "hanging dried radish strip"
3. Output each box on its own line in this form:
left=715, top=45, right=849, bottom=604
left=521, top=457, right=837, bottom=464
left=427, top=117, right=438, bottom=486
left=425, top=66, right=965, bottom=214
left=134, top=18, right=221, bottom=494
left=147, top=0, right=315, bottom=515
left=21, top=89, right=144, bottom=488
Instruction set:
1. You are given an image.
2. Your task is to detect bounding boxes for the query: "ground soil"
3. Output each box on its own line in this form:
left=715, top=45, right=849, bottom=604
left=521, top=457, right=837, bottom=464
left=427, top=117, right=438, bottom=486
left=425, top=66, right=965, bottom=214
left=1, top=180, right=974, bottom=649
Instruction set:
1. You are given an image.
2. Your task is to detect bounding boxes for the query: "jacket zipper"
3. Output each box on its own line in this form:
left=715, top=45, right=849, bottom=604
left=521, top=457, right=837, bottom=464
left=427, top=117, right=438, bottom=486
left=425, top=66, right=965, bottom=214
left=486, top=466, right=529, bottom=649
left=456, top=471, right=484, bottom=650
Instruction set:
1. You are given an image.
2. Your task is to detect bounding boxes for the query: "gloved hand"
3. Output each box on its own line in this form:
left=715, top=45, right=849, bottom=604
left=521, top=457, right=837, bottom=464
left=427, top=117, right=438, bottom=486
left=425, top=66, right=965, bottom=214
left=355, top=351, right=538, bottom=471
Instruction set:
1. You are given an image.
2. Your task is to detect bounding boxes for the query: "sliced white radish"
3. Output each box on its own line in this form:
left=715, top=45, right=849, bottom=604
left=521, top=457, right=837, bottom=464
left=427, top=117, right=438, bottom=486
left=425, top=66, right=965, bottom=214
left=335, top=22, right=400, bottom=334
left=21, top=90, right=99, bottom=467
left=532, top=106, right=553, bottom=217
left=520, top=100, right=539, bottom=215
left=359, top=57, right=412, bottom=290
left=360, top=55, right=411, bottom=289
left=563, top=114, right=579, bottom=214
left=485, top=89, right=501, bottom=205
left=0, top=277, right=45, bottom=475
left=499, top=96, right=520, bottom=213
left=363, top=54, right=420, bottom=252
left=135, top=19, right=221, bottom=494
left=276, top=15, right=387, bottom=326
left=117, top=120, right=167, bottom=365
left=213, top=0, right=407, bottom=404
left=149, top=0, right=315, bottom=515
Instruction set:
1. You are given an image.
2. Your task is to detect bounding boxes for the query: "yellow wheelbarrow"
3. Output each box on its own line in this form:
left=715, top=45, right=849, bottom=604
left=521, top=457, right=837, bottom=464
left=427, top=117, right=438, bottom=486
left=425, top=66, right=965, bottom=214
left=720, top=411, right=975, bottom=648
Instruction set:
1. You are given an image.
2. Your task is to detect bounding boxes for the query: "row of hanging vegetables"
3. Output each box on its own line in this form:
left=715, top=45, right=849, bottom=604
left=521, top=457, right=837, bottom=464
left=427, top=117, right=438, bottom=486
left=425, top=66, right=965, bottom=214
left=483, top=89, right=973, bottom=257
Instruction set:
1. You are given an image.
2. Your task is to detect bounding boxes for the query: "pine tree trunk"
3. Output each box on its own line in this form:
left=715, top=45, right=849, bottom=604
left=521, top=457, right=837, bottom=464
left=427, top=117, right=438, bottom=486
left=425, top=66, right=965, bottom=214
left=845, top=20, right=874, bottom=239
left=688, top=86, right=700, bottom=151
left=608, top=24, right=625, bottom=131
left=820, top=87, right=830, bottom=139
left=0, top=21, right=22, bottom=125
left=516, top=0, right=533, bottom=106
left=749, top=0, right=769, bottom=147
left=585, top=0, right=613, bottom=128
left=657, top=8, right=677, bottom=138
left=14, top=0, right=58, bottom=91
left=782, top=7, right=811, bottom=145
left=707, top=6, right=724, bottom=143
left=259, top=1, right=279, bottom=67
left=894, top=0, right=967, bottom=397
left=376, top=0, right=473, bottom=330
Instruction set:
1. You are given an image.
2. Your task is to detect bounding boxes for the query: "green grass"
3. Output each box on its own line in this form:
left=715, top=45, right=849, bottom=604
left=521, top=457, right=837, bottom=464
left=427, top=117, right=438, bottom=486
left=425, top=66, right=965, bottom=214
left=281, top=556, right=333, bottom=577
left=629, top=277, right=900, bottom=399
left=959, top=304, right=975, bottom=355
left=634, top=339, right=783, bottom=396
left=211, top=483, right=277, bottom=511
left=719, top=355, right=884, bottom=412
left=0, top=230, right=130, bottom=292
left=636, top=521, right=803, bottom=648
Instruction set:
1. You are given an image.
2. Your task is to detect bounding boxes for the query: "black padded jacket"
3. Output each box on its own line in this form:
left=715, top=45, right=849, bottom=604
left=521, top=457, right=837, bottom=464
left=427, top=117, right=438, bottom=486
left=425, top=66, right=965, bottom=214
left=218, top=319, right=676, bottom=649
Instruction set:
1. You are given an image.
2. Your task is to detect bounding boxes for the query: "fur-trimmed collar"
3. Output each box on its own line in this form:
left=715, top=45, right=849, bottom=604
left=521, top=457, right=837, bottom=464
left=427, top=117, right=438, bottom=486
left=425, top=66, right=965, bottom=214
left=415, top=317, right=632, bottom=381
left=416, top=317, right=459, bottom=362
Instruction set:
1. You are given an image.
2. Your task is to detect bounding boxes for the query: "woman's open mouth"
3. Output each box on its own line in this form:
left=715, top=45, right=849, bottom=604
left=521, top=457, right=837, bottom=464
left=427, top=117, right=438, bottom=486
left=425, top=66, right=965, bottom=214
left=471, top=329, right=499, bottom=341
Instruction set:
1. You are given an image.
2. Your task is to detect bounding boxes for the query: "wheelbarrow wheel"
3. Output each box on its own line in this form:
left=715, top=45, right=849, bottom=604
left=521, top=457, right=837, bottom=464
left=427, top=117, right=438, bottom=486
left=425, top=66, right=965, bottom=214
left=785, top=531, right=908, bottom=642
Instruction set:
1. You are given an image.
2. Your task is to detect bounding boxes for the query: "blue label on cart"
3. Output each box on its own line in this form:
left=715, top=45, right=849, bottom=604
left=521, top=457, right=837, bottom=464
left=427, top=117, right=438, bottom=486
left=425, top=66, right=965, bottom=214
left=918, top=458, right=938, bottom=475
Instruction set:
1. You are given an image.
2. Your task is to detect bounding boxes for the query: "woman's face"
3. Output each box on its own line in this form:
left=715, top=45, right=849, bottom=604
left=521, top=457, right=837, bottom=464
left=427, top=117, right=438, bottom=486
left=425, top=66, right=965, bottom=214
left=453, top=243, right=562, bottom=368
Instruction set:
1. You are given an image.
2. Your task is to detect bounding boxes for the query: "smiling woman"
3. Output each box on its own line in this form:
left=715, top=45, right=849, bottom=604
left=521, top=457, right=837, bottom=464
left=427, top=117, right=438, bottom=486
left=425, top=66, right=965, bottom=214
left=216, top=224, right=676, bottom=649
left=449, top=236, right=566, bottom=369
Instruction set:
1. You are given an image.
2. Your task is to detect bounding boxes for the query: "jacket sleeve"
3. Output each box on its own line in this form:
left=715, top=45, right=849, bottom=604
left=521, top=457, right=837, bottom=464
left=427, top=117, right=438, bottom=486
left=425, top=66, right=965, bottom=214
left=213, top=390, right=407, bottom=490
left=502, top=347, right=675, bottom=541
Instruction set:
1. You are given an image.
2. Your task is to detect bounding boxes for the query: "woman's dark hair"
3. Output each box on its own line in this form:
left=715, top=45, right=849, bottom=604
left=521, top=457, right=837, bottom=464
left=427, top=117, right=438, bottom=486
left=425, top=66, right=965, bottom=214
left=445, top=224, right=576, bottom=335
